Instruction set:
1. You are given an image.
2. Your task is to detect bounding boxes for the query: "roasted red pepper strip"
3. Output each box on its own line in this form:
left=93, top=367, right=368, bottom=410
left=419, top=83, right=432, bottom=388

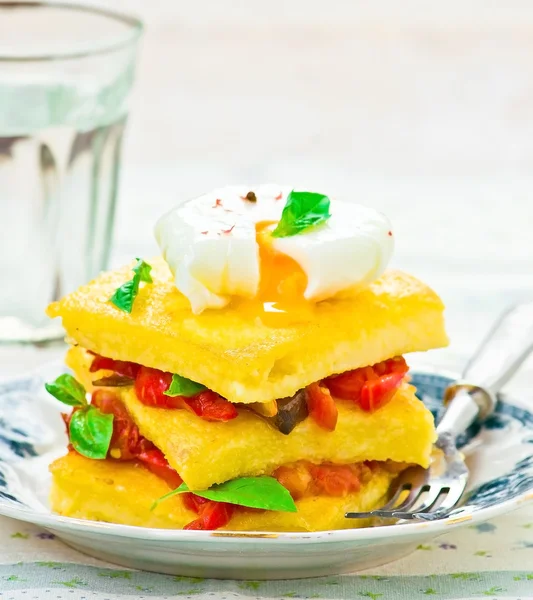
left=91, top=390, right=182, bottom=488
left=134, top=366, right=238, bottom=421
left=181, top=492, right=210, bottom=514
left=184, top=390, right=238, bottom=422
left=182, top=492, right=234, bottom=530
left=92, top=390, right=153, bottom=460
left=91, top=355, right=238, bottom=421
left=324, top=356, right=408, bottom=412
left=137, top=448, right=183, bottom=490
left=359, top=371, right=405, bottom=412
left=323, top=369, right=367, bottom=402
left=183, top=501, right=235, bottom=530
left=134, top=367, right=176, bottom=408
left=90, top=355, right=140, bottom=379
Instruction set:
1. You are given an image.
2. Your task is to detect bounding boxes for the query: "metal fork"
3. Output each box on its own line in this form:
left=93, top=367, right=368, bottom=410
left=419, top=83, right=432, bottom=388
left=346, top=301, right=533, bottom=522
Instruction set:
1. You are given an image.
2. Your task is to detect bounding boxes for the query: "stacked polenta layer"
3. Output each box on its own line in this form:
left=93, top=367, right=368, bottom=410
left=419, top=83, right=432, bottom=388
left=48, top=258, right=447, bottom=532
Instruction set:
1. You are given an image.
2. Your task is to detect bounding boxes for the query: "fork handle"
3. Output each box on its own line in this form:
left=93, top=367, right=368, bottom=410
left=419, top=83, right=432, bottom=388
left=438, top=302, right=533, bottom=437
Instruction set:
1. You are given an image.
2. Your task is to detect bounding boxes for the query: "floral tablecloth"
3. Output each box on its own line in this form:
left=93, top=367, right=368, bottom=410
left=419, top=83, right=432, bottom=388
left=1, top=505, right=532, bottom=600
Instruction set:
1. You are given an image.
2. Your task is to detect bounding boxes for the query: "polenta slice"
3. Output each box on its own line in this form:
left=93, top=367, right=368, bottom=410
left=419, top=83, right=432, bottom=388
left=119, top=383, right=435, bottom=490
left=47, top=258, right=447, bottom=405
left=65, top=344, right=435, bottom=490
left=50, top=452, right=397, bottom=532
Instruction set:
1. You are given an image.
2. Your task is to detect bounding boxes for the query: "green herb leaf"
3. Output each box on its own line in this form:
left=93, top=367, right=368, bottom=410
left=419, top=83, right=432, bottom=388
left=109, top=278, right=137, bottom=313
left=152, top=476, right=297, bottom=512
left=69, top=406, right=114, bottom=460
left=45, top=374, right=87, bottom=407
left=109, top=258, right=152, bottom=313
left=132, top=257, right=153, bottom=283
left=163, top=374, right=207, bottom=398
left=271, top=190, right=331, bottom=238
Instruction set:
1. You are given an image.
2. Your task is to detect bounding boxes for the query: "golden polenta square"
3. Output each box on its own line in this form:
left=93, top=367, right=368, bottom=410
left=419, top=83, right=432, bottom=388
left=63, top=345, right=436, bottom=491
left=117, top=383, right=435, bottom=490
left=50, top=451, right=397, bottom=532
left=47, top=257, right=448, bottom=405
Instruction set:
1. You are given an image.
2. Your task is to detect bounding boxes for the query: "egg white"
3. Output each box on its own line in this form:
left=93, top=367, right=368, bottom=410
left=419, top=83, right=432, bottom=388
left=155, top=185, right=394, bottom=313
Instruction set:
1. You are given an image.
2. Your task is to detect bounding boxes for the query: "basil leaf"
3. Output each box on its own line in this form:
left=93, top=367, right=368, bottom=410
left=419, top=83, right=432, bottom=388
left=132, top=257, right=153, bottom=283
left=152, top=476, right=297, bottom=512
left=45, top=374, right=87, bottom=407
left=69, top=406, right=114, bottom=460
left=109, top=277, right=137, bottom=313
left=163, top=374, right=207, bottom=398
left=109, top=258, right=152, bottom=313
left=271, top=190, right=331, bottom=238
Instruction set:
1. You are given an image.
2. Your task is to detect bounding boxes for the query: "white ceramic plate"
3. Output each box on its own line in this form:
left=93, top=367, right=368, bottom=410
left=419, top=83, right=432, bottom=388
left=0, top=363, right=532, bottom=580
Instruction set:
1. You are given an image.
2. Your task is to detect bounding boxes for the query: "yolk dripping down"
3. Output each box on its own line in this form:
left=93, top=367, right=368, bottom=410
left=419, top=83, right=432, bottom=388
left=236, top=222, right=314, bottom=326
left=256, top=222, right=307, bottom=303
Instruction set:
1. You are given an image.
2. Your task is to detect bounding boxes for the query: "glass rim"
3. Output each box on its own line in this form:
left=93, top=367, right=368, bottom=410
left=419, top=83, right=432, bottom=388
left=0, top=1, right=143, bottom=62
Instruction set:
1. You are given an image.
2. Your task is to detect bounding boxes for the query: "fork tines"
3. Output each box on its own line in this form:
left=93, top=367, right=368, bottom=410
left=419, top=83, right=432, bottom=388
left=345, top=467, right=466, bottom=522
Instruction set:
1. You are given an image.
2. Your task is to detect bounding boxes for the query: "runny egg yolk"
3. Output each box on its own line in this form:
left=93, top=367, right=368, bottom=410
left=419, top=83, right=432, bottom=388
left=236, top=222, right=314, bottom=326
left=256, top=222, right=307, bottom=303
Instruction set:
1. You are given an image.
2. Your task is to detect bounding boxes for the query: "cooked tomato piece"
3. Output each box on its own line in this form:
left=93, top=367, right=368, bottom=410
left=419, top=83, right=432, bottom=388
left=274, top=461, right=361, bottom=499
left=324, top=369, right=367, bottom=401
left=61, top=410, right=79, bottom=452
left=91, top=389, right=122, bottom=413
left=373, top=356, right=408, bottom=377
left=359, top=371, right=405, bottom=412
left=308, top=464, right=361, bottom=497
left=92, top=389, right=153, bottom=460
left=181, top=492, right=210, bottom=514
left=136, top=448, right=183, bottom=490
left=91, top=391, right=183, bottom=488
left=185, top=390, right=238, bottom=422
left=90, top=355, right=140, bottom=379
left=134, top=366, right=179, bottom=408
left=362, top=366, right=379, bottom=380
left=273, top=463, right=312, bottom=500
left=305, top=383, right=338, bottom=431
left=134, top=367, right=237, bottom=421
left=184, top=501, right=234, bottom=530
left=324, top=356, right=408, bottom=412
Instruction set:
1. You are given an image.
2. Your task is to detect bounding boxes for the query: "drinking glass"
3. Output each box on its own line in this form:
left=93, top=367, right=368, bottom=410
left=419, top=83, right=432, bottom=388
left=0, top=2, right=143, bottom=342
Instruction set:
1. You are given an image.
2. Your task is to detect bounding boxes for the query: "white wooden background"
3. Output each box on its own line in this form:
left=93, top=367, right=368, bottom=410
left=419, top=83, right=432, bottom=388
left=1, top=0, right=533, bottom=385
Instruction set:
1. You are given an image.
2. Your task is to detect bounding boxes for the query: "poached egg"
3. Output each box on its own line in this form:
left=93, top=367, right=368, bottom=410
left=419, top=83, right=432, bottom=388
left=155, top=185, right=394, bottom=318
